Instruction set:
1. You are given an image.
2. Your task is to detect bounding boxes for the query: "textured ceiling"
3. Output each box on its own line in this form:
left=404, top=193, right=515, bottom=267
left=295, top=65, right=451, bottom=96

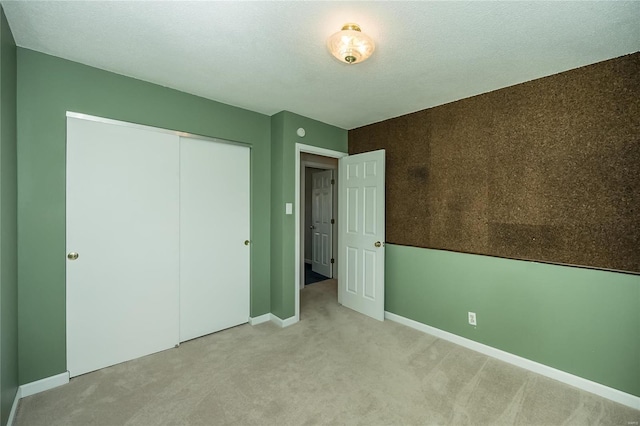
left=2, top=1, right=640, bottom=130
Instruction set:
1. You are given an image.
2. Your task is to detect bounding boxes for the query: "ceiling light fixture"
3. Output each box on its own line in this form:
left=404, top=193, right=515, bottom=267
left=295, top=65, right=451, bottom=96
left=327, top=23, right=375, bottom=65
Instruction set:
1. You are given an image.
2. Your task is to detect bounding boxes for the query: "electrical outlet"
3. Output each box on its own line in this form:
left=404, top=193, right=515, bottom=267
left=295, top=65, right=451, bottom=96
left=468, top=312, right=477, bottom=326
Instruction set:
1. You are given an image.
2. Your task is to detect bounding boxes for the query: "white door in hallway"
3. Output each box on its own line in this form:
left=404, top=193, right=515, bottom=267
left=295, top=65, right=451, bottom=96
left=66, top=116, right=180, bottom=377
left=311, top=169, right=333, bottom=278
left=179, top=138, right=250, bottom=342
left=338, top=149, right=386, bottom=321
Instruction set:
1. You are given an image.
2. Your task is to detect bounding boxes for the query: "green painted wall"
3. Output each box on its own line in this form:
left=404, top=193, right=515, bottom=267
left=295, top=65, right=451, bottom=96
left=17, top=48, right=272, bottom=385
left=270, top=113, right=285, bottom=317
left=0, top=7, right=17, bottom=426
left=270, top=111, right=347, bottom=319
left=386, top=244, right=640, bottom=396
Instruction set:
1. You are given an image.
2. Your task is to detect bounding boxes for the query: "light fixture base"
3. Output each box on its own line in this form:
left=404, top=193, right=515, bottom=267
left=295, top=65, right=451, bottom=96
left=341, top=23, right=361, bottom=32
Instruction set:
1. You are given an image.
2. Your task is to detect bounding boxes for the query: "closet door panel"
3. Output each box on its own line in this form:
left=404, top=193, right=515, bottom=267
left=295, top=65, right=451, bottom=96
left=66, top=117, right=180, bottom=377
left=180, top=138, right=250, bottom=342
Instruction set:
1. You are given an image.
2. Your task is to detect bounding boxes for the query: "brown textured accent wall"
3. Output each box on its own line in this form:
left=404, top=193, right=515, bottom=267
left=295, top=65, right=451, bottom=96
left=349, top=53, right=640, bottom=273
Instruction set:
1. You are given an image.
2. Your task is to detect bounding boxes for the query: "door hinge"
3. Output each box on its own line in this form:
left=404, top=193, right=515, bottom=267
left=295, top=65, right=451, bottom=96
left=330, top=258, right=335, bottom=264
left=331, top=218, right=335, bottom=224
left=331, top=179, right=335, bottom=185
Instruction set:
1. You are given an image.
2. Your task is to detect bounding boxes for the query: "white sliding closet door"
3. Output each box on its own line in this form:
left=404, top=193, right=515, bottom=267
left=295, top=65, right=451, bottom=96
left=66, top=116, right=180, bottom=377
left=179, top=138, right=250, bottom=342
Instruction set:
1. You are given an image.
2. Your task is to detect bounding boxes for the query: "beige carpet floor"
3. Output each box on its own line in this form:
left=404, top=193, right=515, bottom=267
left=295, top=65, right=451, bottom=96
left=15, top=279, right=639, bottom=425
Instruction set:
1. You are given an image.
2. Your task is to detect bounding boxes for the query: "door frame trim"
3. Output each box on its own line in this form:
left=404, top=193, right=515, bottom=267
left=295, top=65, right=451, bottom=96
left=294, top=144, right=347, bottom=322
left=66, top=111, right=251, bottom=148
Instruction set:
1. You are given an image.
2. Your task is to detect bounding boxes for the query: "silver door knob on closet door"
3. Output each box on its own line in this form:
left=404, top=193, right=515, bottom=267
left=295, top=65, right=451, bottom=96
left=244, top=240, right=250, bottom=246
left=374, top=241, right=382, bottom=248
left=67, top=252, right=79, bottom=260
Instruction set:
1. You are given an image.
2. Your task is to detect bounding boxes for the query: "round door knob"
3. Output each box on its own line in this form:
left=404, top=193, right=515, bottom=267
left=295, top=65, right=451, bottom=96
left=374, top=241, right=382, bottom=248
left=244, top=240, right=250, bottom=246
left=67, top=252, right=79, bottom=260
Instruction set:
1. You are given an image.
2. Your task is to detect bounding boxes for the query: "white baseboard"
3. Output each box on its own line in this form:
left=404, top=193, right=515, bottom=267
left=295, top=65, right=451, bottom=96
left=19, top=371, right=70, bottom=398
left=7, top=387, right=21, bottom=426
left=9, top=371, right=70, bottom=425
left=270, top=314, right=298, bottom=328
left=250, top=313, right=299, bottom=328
left=248, top=314, right=271, bottom=325
left=385, top=311, right=640, bottom=410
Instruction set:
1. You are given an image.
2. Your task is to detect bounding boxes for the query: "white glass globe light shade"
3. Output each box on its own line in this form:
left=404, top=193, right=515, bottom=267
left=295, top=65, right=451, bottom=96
left=327, top=23, right=375, bottom=65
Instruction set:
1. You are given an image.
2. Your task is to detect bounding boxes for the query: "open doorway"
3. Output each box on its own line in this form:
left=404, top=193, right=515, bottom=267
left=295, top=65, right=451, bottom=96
left=294, top=144, right=347, bottom=321
left=301, top=159, right=337, bottom=287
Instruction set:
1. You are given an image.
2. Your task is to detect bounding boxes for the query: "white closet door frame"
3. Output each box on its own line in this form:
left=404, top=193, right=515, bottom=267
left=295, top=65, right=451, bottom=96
left=66, top=112, right=251, bottom=376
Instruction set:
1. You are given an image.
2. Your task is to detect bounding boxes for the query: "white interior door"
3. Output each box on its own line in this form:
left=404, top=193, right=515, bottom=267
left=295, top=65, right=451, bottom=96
left=311, top=169, right=333, bottom=278
left=338, top=149, right=385, bottom=321
left=179, top=138, right=250, bottom=342
left=66, top=116, right=180, bottom=377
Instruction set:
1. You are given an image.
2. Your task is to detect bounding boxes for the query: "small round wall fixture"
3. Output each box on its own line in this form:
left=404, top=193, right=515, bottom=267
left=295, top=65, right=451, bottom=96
left=297, top=127, right=306, bottom=137
left=327, top=23, right=375, bottom=65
